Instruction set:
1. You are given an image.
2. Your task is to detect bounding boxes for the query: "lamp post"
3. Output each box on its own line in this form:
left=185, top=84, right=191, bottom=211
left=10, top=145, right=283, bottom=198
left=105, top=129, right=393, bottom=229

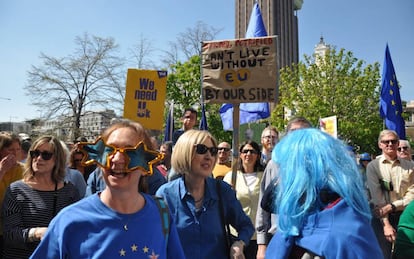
left=0, top=97, right=12, bottom=127
left=9, top=116, right=18, bottom=132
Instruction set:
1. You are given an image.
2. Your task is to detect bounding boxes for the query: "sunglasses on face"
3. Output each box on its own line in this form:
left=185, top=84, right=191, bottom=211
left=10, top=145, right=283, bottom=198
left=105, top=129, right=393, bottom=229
left=397, top=146, right=409, bottom=152
left=241, top=149, right=258, bottom=154
left=78, top=137, right=163, bottom=175
left=380, top=139, right=399, bottom=145
left=194, top=144, right=218, bottom=156
left=30, top=150, right=53, bottom=160
left=217, top=147, right=230, bottom=152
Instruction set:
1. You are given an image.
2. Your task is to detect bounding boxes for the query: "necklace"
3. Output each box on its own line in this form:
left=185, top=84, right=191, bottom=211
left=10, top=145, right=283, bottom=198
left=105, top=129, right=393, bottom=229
left=123, top=215, right=133, bottom=231
left=119, top=196, right=143, bottom=231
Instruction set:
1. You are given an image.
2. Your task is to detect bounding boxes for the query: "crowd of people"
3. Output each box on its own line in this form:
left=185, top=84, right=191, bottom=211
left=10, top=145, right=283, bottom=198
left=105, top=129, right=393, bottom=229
left=0, top=109, right=413, bottom=258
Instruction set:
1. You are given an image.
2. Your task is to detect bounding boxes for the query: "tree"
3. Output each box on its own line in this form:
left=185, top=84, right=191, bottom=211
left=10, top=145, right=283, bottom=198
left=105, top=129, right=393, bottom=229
left=165, top=55, right=231, bottom=143
left=176, top=21, right=222, bottom=59
left=25, top=33, right=125, bottom=140
left=161, top=22, right=231, bottom=142
left=128, top=34, right=157, bottom=69
left=271, top=48, right=383, bottom=154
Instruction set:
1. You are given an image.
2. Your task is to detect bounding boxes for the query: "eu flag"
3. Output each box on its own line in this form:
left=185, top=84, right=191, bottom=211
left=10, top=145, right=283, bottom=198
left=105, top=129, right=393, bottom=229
left=163, top=103, right=174, bottom=142
left=219, top=2, right=270, bottom=131
left=380, top=44, right=406, bottom=139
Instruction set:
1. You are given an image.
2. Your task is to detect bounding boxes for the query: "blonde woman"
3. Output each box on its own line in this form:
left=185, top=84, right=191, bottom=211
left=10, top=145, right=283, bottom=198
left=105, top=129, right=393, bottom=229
left=156, top=129, right=254, bottom=259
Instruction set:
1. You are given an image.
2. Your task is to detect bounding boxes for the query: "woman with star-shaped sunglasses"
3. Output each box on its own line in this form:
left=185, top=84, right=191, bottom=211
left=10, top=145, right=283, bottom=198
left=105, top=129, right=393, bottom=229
left=31, top=120, right=185, bottom=259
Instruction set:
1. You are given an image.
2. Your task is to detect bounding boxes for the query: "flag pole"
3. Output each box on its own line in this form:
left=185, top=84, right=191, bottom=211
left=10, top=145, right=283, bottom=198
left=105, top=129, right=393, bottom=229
left=231, top=103, right=240, bottom=187
left=169, top=101, right=174, bottom=139
left=199, top=49, right=208, bottom=130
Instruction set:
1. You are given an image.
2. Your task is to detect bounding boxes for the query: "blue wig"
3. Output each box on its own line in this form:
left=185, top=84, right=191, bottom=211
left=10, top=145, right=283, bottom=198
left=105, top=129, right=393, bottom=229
left=271, top=128, right=371, bottom=236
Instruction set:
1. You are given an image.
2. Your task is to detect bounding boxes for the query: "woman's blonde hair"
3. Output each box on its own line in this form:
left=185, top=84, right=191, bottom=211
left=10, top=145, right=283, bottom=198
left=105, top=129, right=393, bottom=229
left=171, top=129, right=217, bottom=175
left=24, top=136, right=67, bottom=183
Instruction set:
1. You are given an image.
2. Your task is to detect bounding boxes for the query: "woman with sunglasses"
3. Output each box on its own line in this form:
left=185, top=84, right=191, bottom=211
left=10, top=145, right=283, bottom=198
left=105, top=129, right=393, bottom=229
left=156, top=129, right=254, bottom=259
left=223, top=140, right=264, bottom=258
left=2, top=136, right=80, bottom=258
left=68, top=148, right=96, bottom=182
left=30, top=121, right=185, bottom=259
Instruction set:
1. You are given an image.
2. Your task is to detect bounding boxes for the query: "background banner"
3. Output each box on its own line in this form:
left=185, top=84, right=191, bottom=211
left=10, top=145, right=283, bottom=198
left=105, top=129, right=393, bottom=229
left=319, top=115, right=338, bottom=138
left=123, top=69, right=167, bottom=130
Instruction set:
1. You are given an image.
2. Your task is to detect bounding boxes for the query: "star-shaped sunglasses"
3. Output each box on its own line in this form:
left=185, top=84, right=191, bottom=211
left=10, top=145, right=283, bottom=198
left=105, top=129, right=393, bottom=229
left=77, top=137, right=163, bottom=176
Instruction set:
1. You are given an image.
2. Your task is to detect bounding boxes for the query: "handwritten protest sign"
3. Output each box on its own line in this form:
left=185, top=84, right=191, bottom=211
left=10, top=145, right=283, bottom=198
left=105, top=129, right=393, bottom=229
left=123, top=69, right=167, bottom=130
left=202, top=36, right=278, bottom=104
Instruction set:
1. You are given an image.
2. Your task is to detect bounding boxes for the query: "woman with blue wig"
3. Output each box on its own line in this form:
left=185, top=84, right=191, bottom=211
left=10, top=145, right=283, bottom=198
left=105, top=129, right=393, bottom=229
left=265, top=128, right=382, bottom=259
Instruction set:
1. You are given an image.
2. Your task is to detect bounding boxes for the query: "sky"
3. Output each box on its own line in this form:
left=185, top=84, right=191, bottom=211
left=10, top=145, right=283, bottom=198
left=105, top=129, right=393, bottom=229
left=0, top=0, right=413, bottom=123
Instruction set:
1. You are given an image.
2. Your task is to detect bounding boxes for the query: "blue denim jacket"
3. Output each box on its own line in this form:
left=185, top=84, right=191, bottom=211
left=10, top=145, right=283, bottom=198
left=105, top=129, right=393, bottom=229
left=156, top=176, right=254, bottom=259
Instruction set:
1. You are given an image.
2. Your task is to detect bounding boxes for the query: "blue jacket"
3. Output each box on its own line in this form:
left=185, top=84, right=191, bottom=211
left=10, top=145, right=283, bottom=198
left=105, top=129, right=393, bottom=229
left=266, top=199, right=382, bottom=259
left=156, top=176, right=254, bottom=259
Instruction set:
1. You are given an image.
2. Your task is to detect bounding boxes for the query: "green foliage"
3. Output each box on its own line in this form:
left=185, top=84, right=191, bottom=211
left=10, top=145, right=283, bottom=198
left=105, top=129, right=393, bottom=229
left=167, top=56, right=201, bottom=113
left=271, top=48, right=383, bottom=154
left=206, top=104, right=232, bottom=143
left=164, top=55, right=231, bottom=143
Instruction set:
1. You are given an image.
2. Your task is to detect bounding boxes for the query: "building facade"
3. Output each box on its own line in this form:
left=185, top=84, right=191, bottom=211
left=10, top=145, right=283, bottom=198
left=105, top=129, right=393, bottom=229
left=0, top=122, right=31, bottom=135
left=79, top=110, right=116, bottom=141
left=1, top=110, right=117, bottom=142
left=404, top=101, right=414, bottom=140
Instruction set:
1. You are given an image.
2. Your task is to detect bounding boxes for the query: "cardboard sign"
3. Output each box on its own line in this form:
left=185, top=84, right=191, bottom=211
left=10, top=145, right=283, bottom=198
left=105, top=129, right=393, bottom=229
left=202, top=36, right=278, bottom=104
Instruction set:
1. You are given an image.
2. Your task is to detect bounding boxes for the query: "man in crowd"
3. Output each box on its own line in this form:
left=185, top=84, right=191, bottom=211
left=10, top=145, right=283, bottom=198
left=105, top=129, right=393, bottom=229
left=172, top=108, right=197, bottom=145
left=367, top=130, right=414, bottom=258
left=256, top=117, right=312, bottom=259
left=397, top=139, right=412, bottom=161
left=260, top=126, right=279, bottom=167
left=212, top=141, right=232, bottom=180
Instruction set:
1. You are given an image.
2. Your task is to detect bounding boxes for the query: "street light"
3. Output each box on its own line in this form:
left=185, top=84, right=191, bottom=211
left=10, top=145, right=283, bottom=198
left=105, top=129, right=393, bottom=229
left=9, top=116, right=18, bottom=132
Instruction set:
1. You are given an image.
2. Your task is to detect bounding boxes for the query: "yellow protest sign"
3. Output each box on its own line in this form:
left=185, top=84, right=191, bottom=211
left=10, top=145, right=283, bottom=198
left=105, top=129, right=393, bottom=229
left=320, top=115, right=338, bottom=138
left=123, top=69, right=167, bottom=130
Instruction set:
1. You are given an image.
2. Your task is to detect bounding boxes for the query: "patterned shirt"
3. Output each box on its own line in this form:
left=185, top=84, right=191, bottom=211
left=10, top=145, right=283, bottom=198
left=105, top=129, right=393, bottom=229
left=2, top=180, right=80, bottom=258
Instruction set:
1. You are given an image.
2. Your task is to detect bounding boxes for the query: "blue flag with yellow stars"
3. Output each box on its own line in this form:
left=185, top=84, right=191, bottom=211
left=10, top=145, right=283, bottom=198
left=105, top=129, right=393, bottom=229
left=380, top=44, right=406, bottom=139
